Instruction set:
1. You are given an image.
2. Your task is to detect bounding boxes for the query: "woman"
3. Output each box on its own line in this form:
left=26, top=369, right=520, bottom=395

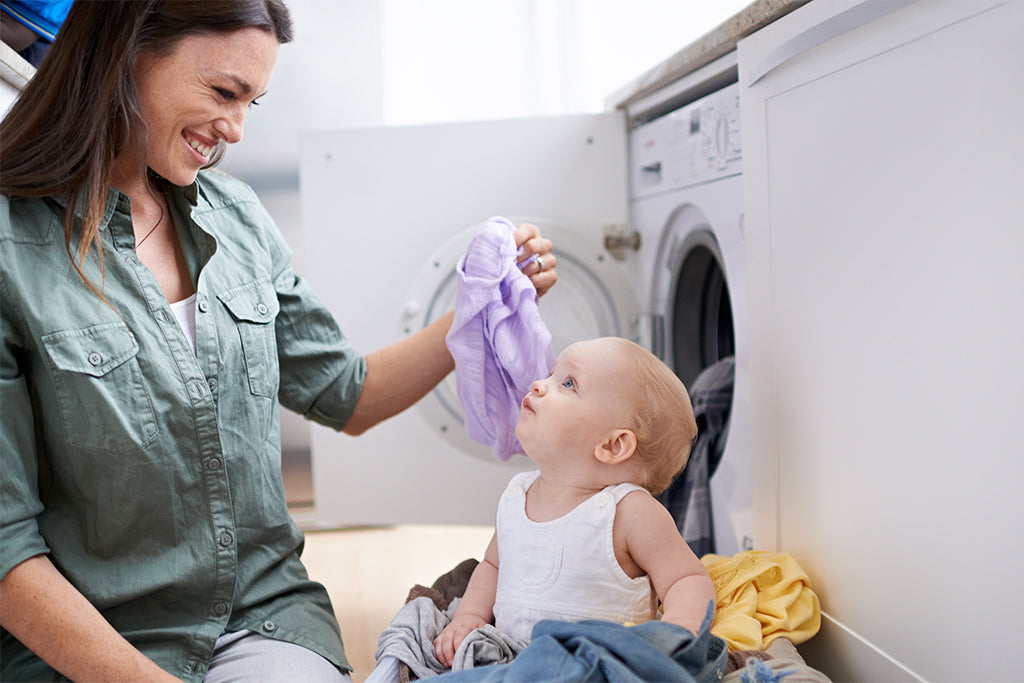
left=0, top=2, right=557, bottom=681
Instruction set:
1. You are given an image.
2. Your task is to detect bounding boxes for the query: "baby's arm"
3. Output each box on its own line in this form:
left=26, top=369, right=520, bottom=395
left=433, top=532, right=500, bottom=667
left=615, top=491, right=716, bottom=635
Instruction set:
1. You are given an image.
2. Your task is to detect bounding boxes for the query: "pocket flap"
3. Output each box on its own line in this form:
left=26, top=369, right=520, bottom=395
left=42, top=322, right=140, bottom=377
left=218, top=279, right=280, bottom=324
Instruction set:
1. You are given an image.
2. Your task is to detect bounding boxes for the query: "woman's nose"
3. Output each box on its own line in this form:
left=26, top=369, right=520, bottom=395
left=214, top=107, right=246, bottom=145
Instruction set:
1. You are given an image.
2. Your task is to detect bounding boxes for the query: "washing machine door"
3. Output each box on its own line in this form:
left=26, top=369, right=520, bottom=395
left=301, top=113, right=639, bottom=526
left=652, top=209, right=735, bottom=389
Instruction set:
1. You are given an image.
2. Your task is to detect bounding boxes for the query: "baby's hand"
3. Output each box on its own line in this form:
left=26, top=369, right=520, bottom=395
left=433, top=614, right=487, bottom=668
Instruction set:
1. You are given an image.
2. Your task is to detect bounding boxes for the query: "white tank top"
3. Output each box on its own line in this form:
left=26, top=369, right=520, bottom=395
left=492, top=470, right=657, bottom=642
left=169, top=293, right=197, bottom=356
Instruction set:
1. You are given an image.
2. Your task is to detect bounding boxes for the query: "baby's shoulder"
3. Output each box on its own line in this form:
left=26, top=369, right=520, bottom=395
left=608, top=482, right=655, bottom=507
left=504, top=469, right=540, bottom=493
left=615, top=485, right=656, bottom=504
left=614, top=487, right=672, bottom=525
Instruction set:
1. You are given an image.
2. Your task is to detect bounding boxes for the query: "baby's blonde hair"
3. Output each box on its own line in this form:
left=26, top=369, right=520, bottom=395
left=611, top=338, right=698, bottom=495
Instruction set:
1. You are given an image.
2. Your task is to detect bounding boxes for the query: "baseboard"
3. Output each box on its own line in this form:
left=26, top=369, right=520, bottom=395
left=798, top=612, right=925, bottom=682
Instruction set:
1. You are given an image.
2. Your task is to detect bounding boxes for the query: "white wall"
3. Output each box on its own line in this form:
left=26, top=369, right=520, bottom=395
left=376, top=0, right=751, bottom=125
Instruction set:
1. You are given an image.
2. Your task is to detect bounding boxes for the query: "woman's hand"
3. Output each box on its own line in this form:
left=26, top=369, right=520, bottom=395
left=433, top=613, right=488, bottom=668
left=513, top=222, right=557, bottom=297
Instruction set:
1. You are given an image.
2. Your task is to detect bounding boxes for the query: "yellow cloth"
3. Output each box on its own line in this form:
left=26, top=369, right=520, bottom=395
left=700, top=551, right=821, bottom=651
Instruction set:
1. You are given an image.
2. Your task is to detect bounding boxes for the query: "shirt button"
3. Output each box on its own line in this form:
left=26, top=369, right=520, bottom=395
left=218, top=532, right=233, bottom=547
left=197, top=300, right=209, bottom=313
left=213, top=601, right=228, bottom=615
left=206, top=458, right=223, bottom=471
left=262, top=620, right=276, bottom=633
left=255, top=303, right=269, bottom=316
left=87, top=352, right=103, bottom=366
left=207, top=378, right=218, bottom=392
left=596, top=492, right=611, bottom=507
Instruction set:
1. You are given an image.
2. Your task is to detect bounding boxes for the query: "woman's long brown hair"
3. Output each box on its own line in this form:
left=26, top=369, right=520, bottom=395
left=0, top=0, right=293, bottom=296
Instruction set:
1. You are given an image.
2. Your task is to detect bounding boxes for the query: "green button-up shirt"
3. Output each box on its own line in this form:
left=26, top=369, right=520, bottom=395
left=1, top=170, right=366, bottom=681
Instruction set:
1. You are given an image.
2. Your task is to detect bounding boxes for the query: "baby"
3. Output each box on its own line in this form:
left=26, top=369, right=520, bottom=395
left=434, top=336, right=715, bottom=667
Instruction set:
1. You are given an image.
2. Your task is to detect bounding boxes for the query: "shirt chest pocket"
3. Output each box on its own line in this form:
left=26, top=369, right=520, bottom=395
left=218, top=279, right=280, bottom=398
left=502, top=540, right=564, bottom=593
left=41, top=321, right=158, bottom=454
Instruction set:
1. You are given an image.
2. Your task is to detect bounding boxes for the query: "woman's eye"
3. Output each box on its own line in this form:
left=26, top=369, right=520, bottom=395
left=215, top=87, right=260, bottom=109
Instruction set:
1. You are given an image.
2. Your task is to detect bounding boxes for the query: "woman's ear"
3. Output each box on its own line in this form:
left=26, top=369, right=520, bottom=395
left=594, top=429, right=637, bottom=465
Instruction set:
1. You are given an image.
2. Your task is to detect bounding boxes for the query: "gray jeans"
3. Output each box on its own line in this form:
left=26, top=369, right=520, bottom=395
left=203, top=630, right=352, bottom=683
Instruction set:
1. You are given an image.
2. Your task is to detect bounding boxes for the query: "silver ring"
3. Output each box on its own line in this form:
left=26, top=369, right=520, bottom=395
left=535, top=256, right=544, bottom=272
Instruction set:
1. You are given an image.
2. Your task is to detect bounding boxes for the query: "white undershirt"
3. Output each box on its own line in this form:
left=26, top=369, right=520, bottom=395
left=169, top=293, right=198, bottom=355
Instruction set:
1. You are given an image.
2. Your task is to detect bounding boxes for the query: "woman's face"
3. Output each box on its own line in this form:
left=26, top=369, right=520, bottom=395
left=133, top=28, right=279, bottom=186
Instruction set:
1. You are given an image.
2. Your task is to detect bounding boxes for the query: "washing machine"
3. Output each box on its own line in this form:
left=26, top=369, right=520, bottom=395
left=301, top=113, right=641, bottom=527
left=302, top=66, right=751, bottom=544
left=625, top=73, right=752, bottom=556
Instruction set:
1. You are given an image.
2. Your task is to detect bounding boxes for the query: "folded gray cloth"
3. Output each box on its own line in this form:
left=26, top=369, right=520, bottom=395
left=375, top=596, right=456, bottom=679
left=452, top=624, right=527, bottom=671
left=376, top=596, right=527, bottom=678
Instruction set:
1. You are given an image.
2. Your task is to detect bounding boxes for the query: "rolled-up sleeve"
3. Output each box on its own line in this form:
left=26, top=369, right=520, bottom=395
left=1, top=352, right=49, bottom=579
left=274, top=265, right=366, bottom=430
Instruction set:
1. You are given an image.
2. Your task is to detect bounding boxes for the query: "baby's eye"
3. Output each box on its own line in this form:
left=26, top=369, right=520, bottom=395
left=561, top=377, right=576, bottom=391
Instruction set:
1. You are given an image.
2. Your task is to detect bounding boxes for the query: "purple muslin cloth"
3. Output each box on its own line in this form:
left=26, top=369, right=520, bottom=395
left=445, top=216, right=555, bottom=460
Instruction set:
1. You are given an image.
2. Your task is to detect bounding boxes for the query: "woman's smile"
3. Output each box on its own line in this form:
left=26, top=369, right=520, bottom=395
left=183, top=130, right=218, bottom=163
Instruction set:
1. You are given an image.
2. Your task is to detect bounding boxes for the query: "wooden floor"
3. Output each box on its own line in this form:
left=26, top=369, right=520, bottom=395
left=299, top=523, right=495, bottom=683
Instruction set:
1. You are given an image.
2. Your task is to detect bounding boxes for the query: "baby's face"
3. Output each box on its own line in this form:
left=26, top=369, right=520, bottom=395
left=516, top=338, right=633, bottom=461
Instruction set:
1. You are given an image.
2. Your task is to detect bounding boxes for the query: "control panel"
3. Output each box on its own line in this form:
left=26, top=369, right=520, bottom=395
left=629, top=81, right=742, bottom=199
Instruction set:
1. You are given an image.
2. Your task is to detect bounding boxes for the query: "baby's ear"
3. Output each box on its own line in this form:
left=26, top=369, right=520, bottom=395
left=594, top=429, right=637, bottom=465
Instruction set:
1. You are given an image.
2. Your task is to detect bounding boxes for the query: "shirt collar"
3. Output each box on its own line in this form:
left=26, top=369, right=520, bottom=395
left=180, top=180, right=199, bottom=205
left=50, top=178, right=200, bottom=229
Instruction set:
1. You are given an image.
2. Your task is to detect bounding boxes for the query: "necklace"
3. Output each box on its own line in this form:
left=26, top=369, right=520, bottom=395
left=135, top=204, right=165, bottom=248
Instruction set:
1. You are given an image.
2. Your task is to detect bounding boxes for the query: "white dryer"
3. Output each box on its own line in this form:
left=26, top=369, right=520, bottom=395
left=625, top=76, right=751, bottom=556
left=301, top=113, right=640, bottom=527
